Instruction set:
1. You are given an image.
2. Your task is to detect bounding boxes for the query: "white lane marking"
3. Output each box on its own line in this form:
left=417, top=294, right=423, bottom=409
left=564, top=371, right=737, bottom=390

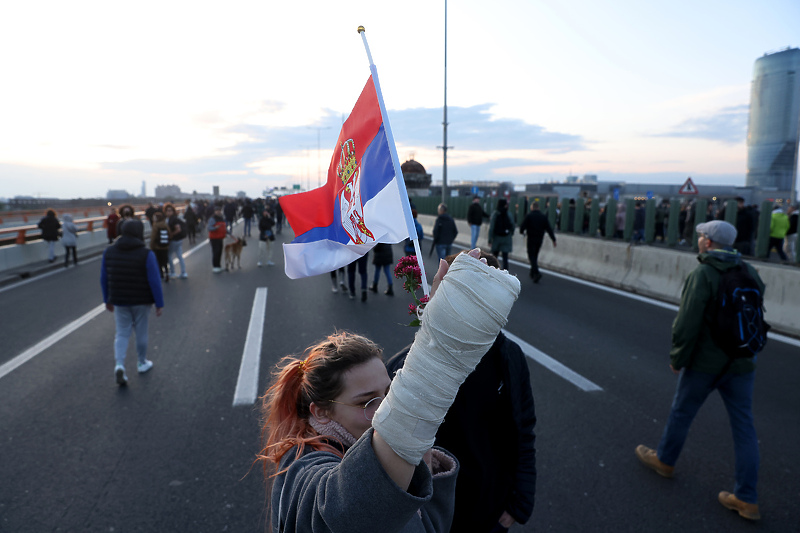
left=0, top=304, right=105, bottom=381
left=502, top=329, right=603, bottom=392
left=233, top=287, right=268, bottom=406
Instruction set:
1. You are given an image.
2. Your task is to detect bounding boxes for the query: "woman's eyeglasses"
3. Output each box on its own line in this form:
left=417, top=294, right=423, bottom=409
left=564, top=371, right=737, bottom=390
left=328, top=397, right=384, bottom=421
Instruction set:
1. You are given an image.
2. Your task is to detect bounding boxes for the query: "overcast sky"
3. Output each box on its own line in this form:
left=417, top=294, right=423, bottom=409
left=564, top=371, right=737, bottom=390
left=1, top=0, right=798, bottom=199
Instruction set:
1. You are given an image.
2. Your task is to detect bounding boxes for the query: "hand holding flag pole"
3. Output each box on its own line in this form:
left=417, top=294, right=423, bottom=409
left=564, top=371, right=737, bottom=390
left=358, top=26, right=430, bottom=297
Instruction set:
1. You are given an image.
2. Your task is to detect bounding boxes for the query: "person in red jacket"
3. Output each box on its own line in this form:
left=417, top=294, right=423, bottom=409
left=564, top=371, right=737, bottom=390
left=207, top=204, right=227, bottom=273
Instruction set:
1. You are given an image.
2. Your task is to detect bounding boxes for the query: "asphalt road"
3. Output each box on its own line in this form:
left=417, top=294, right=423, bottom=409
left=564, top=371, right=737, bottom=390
left=1, top=226, right=798, bottom=533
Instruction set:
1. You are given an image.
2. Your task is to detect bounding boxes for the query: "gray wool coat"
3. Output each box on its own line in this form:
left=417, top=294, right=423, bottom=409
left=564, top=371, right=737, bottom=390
left=270, top=429, right=458, bottom=533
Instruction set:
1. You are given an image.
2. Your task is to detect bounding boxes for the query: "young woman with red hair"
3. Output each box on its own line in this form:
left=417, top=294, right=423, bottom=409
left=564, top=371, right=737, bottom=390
left=257, top=249, right=522, bottom=532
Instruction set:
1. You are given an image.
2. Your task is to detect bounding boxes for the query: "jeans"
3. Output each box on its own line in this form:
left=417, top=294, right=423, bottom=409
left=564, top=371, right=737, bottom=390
left=435, top=244, right=451, bottom=262
left=372, top=264, right=392, bottom=287
left=167, top=239, right=186, bottom=275
left=114, top=305, right=151, bottom=367
left=47, top=240, right=56, bottom=261
left=347, top=256, right=368, bottom=294
left=657, top=369, right=759, bottom=503
left=470, top=224, right=481, bottom=249
left=243, top=217, right=252, bottom=236
left=258, top=240, right=272, bottom=264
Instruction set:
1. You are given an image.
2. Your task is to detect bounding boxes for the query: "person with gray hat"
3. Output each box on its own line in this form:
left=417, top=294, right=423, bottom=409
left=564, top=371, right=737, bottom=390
left=100, top=219, right=164, bottom=386
left=635, top=220, right=766, bottom=521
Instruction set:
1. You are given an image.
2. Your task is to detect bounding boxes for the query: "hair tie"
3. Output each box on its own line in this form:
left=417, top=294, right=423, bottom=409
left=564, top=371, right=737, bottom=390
left=298, top=359, right=307, bottom=373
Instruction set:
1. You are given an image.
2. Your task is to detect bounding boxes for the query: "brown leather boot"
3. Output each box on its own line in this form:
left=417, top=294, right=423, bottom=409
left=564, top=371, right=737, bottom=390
left=718, top=491, right=760, bottom=520
left=635, top=445, right=674, bottom=478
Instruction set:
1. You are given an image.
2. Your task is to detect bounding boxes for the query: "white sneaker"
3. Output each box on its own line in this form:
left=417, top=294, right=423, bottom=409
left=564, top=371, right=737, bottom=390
left=170, top=272, right=178, bottom=278
left=331, top=285, right=338, bottom=293
left=266, top=261, right=275, bottom=266
left=257, top=262, right=262, bottom=267
left=138, top=359, right=154, bottom=374
left=180, top=273, right=188, bottom=279
left=115, top=365, right=128, bottom=386
left=212, top=267, right=222, bottom=273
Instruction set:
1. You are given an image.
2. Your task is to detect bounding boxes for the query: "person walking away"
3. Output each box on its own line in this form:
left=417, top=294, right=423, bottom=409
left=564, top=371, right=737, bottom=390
left=150, top=211, right=171, bottom=282
left=61, top=213, right=79, bottom=267
left=432, top=203, right=458, bottom=262
left=467, top=196, right=490, bottom=249
left=733, top=197, right=755, bottom=256
left=488, top=198, right=514, bottom=270
left=144, top=202, right=157, bottom=226
left=615, top=201, right=627, bottom=239
left=635, top=220, right=766, bottom=521
left=257, top=208, right=275, bottom=267
left=223, top=199, right=237, bottom=233
left=767, top=204, right=789, bottom=261
left=519, top=201, right=556, bottom=283
left=241, top=200, right=254, bottom=237
left=632, top=202, right=645, bottom=243
left=208, top=205, right=227, bottom=273
left=784, top=205, right=797, bottom=261
left=347, top=254, right=369, bottom=302
left=38, top=209, right=61, bottom=263
left=183, top=201, right=198, bottom=245
left=106, top=208, right=120, bottom=244
left=101, top=219, right=164, bottom=386
left=275, top=202, right=284, bottom=234
left=163, top=203, right=188, bottom=279
left=369, top=243, right=394, bottom=295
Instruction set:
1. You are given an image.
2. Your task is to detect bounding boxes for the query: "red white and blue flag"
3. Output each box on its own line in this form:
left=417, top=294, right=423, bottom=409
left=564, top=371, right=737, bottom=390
left=279, top=76, right=413, bottom=279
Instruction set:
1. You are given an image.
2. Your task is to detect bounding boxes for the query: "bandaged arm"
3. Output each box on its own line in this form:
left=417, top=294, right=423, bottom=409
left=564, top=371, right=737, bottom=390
left=372, top=252, right=521, bottom=488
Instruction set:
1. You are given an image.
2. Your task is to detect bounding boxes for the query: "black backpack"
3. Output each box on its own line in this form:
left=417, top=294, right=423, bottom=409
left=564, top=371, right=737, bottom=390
left=710, top=264, right=770, bottom=361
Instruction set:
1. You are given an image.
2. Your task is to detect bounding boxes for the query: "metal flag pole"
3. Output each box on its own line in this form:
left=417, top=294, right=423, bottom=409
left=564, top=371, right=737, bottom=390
left=357, top=26, right=430, bottom=296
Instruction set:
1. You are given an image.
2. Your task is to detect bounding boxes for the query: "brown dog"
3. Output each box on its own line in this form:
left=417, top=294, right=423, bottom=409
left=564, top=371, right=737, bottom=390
left=224, top=236, right=246, bottom=270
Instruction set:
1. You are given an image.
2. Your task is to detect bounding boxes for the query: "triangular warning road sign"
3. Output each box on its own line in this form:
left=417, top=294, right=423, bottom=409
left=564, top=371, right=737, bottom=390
left=679, top=177, right=698, bottom=195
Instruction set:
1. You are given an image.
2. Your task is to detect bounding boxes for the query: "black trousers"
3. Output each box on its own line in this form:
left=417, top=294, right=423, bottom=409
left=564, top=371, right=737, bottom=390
left=210, top=239, right=223, bottom=267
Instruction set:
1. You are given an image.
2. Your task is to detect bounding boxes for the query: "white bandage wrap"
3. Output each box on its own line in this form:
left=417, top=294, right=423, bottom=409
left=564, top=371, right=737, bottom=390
left=372, top=253, right=521, bottom=465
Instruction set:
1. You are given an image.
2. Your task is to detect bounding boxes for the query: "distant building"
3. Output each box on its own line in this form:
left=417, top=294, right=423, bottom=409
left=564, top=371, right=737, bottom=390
left=401, top=159, right=432, bottom=197
left=154, top=184, right=183, bottom=199
left=141, top=180, right=146, bottom=197
left=746, top=47, right=800, bottom=198
left=106, top=190, right=131, bottom=200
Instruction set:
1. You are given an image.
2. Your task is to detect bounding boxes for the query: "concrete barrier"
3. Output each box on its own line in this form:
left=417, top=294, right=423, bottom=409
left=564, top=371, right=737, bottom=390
left=0, top=221, right=153, bottom=274
left=419, top=214, right=800, bottom=338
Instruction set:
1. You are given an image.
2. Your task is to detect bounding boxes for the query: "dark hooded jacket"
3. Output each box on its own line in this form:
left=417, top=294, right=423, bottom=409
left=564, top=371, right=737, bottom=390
left=38, top=211, right=61, bottom=241
left=101, top=220, right=164, bottom=307
left=386, top=332, right=537, bottom=531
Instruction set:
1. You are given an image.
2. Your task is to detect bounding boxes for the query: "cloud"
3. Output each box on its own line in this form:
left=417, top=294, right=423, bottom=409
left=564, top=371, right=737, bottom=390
left=389, top=104, right=586, bottom=153
left=651, top=105, right=749, bottom=144
left=101, top=103, right=586, bottom=179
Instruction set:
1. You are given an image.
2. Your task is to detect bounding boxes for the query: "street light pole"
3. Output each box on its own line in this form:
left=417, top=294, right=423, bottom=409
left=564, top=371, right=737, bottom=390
left=307, top=126, right=331, bottom=188
left=438, top=0, right=453, bottom=204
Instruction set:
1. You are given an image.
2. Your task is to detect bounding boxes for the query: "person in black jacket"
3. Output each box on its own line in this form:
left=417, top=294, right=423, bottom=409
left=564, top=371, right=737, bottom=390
left=369, top=243, right=394, bottom=295
left=432, top=203, right=458, bottom=261
left=386, top=250, right=537, bottom=533
left=101, top=219, right=164, bottom=386
left=519, top=201, right=556, bottom=283
left=467, top=196, right=490, bottom=249
left=37, top=209, right=61, bottom=263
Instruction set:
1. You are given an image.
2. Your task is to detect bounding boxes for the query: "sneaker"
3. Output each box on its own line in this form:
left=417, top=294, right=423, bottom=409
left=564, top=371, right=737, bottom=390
left=170, top=272, right=178, bottom=278
left=718, top=491, right=760, bottom=520
left=331, top=285, right=338, bottom=293
left=257, top=262, right=262, bottom=267
left=180, top=273, right=188, bottom=279
left=138, top=360, right=154, bottom=374
left=213, top=267, right=222, bottom=273
left=340, top=281, right=347, bottom=291
left=635, top=445, right=674, bottom=478
left=349, top=292, right=355, bottom=300
left=266, top=261, right=275, bottom=266
left=115, top=365, right=128, bottom=386
left=385, top=286, right=394, bottom=296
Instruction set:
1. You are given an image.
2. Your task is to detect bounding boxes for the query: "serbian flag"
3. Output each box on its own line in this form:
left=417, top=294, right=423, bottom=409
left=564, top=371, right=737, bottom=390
left=279, top=76, right=412, bottom=279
